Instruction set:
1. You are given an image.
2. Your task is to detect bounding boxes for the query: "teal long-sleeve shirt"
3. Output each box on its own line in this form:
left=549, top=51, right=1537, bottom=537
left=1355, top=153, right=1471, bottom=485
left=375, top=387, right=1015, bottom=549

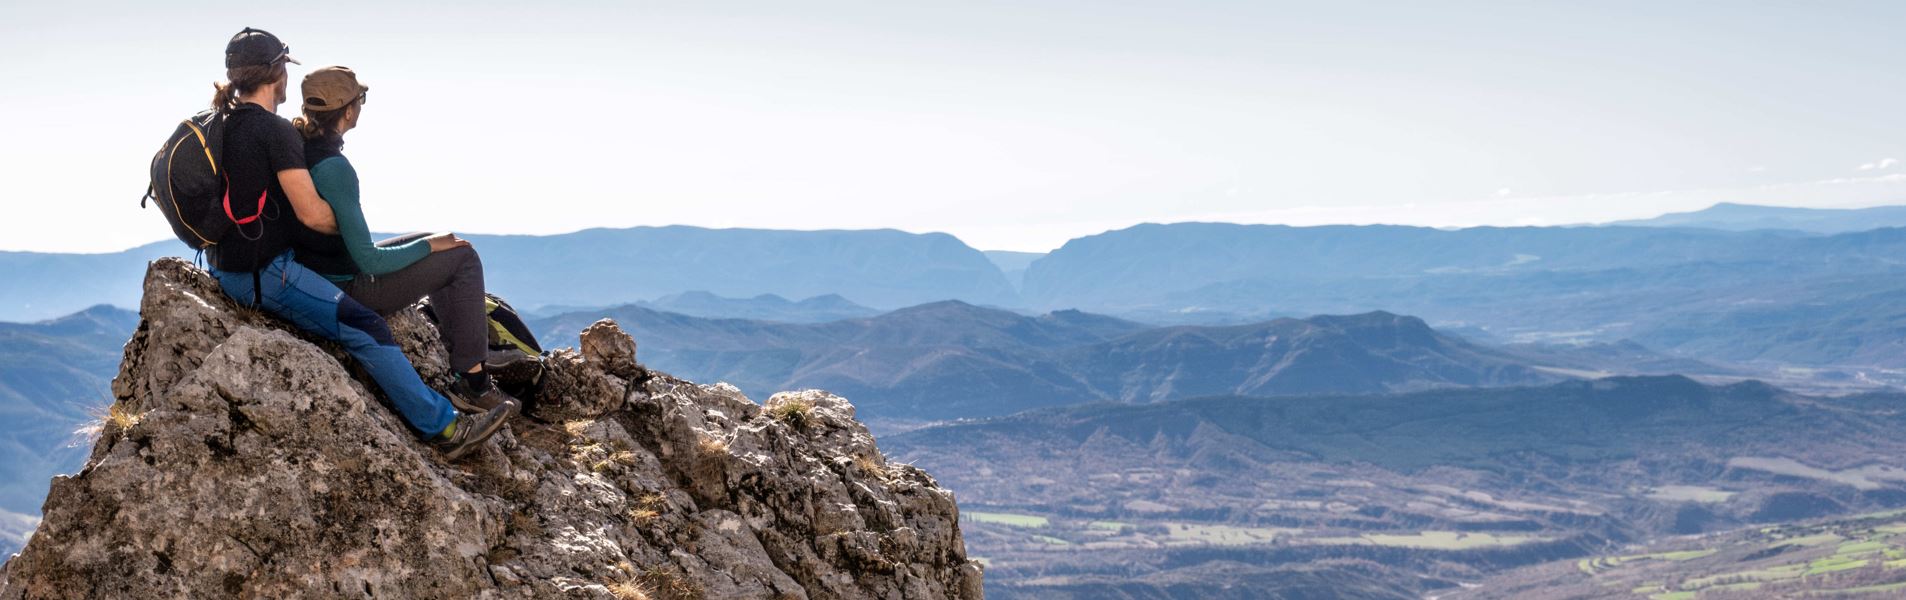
left=309, top=156, right=429, bottom=283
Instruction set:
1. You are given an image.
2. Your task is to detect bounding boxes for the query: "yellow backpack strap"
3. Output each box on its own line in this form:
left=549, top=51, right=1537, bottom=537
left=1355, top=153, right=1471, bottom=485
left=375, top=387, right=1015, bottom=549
left=183, top=120, right=217, bottom=175
left=490, top=320, right=540, bottom=356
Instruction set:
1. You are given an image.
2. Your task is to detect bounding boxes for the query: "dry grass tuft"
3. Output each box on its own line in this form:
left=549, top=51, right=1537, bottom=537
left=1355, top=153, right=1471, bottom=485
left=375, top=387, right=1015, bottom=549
left=767, top=397, right=817, bottom=429
left=640, top=566, right=704, bottom=600
left=509, top=510, right=541, bottom=535
left=628, top=507, right=660, bottom=524
left=590, top=448, right=637, bottom=473
left=605, top=578, right=653, bottom=600
left=610, top=450, right=639, bottom=465
left=571, top=442, right=606, bottom=466
left=855, top=454, right=888, bottom=479
left=697, top=436, right=729, bottom=457
left=564, top=419, right=596, bottom=438
left=628, top=491, right=668, bottom=525
left=90, top=401, right=143, bottom=433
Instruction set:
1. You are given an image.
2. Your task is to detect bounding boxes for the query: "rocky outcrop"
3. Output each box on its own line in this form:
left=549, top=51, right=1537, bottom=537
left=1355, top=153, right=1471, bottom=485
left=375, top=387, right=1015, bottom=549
left=0, top=258, right=982, bottom=599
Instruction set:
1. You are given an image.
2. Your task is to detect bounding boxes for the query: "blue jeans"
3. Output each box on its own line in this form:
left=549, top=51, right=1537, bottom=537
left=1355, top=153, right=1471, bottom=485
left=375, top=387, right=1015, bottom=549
left=213, top=251, right=458, bottom=437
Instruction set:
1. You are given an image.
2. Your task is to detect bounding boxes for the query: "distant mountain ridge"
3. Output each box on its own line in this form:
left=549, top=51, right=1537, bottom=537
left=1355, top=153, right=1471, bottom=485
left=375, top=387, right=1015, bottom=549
left=1611, top=202, right=1906, bottom=233
left=473, top=226, right=1018, bottom=311
left=0, top=226, right=1017, bottom=321
left=1014, top=222, right=1906, bottom=370
left=17, top=208, right=1906, bottom=370
left=0, top=242, right=175, bottom=323
left=983, top=250, right=1047, bottom=291
left=0, top=305, right=139, bottom=515
left=529, top=301, right=1145, bottom=425
left=1018, top=222, right=1887, bottom=310
left=531, top=302, right=1583, bottom=427
left=1061, top=311, right=1560, bottom=401
left=635, top=290, right=879, bottom=323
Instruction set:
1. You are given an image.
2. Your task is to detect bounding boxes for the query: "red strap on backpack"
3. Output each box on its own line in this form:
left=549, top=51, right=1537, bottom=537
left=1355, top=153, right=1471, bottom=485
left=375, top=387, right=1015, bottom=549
left=221, top=174, right=267, bottom=225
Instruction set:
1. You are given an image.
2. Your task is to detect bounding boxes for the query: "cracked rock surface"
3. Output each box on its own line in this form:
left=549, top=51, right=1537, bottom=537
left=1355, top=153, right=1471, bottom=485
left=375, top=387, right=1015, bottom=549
left=0, top=258, right=982, bottom=599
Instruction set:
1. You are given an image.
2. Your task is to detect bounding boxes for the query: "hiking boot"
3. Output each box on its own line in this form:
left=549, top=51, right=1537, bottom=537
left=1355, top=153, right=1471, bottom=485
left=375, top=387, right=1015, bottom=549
left=433, top=400, right=519, bottom=460
left=448, top=374, right=520, bottom=412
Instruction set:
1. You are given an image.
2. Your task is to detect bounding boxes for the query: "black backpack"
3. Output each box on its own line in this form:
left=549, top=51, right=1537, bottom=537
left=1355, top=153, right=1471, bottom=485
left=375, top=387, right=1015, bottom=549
left=143, top=109, right=266, bottom=249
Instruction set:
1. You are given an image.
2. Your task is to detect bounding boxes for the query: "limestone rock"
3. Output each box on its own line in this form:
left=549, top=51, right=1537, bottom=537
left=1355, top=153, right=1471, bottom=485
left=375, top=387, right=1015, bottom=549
left=1, top=258, right=982, bottom=599
left=579, top=319, right=642, bottom=379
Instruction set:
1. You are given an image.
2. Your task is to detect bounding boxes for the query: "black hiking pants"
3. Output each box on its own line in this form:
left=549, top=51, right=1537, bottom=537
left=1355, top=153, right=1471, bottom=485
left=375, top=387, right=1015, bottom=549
left=342, top=232, right=488, bottom=373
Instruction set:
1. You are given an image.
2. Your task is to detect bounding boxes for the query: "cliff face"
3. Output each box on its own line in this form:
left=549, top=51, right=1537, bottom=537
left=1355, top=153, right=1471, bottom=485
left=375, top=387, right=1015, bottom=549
left=0, top=258, right=982, bottom=599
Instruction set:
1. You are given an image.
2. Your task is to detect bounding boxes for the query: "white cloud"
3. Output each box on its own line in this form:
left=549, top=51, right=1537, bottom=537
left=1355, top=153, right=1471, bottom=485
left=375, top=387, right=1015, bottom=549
left=1859, top=157, right=1900, bottom=171
left=1819, top=173, right=1906, bottom=185
left=1496, top=188, right=1512, bottom=197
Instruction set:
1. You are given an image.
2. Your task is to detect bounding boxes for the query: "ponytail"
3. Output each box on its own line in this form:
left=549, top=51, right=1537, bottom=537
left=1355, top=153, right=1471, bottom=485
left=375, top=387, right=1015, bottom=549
left=209, top=81, right=238, bottom=113
left=291, top=113, right=320, bottom=138
left=293, top=103, right=353, bottom=144
left=210, top=63, right=288, bottom=113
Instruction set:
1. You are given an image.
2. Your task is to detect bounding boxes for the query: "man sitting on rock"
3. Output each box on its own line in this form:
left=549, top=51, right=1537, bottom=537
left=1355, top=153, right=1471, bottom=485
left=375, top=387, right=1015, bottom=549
left=198, top=27, right=515, bottom=459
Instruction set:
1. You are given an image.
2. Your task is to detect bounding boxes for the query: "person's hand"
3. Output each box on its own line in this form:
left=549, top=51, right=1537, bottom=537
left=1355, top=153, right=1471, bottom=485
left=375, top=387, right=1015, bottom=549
left=426, top=233, right=472, bottom=253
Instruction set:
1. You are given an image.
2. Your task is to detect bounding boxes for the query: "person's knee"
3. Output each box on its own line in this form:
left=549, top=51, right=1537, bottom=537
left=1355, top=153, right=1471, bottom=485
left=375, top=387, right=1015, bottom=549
left=449, top=244, right=483, bottom=272
left=336, top=294, right=397, bottom=347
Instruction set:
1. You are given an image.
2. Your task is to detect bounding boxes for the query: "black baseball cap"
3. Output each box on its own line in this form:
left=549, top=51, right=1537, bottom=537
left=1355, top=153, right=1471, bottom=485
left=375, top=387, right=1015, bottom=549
left=225, top=27, right=300, bottom=68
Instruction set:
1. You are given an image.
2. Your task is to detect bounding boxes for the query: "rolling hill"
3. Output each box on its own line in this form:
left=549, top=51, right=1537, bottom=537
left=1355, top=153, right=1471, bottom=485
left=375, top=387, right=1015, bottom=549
left=529, top=302, right=1637, bottom=428
left=470, top=226, right=1019, bottom=311
left=1062, top=311, right=1558, bottom=401
left=1611, top=202, right=1906, bottom=233
left=1017, top=222, right=1906, bottom=312
left=1450, top=507, right=1906, bottom=598
left=17, top=215, right=1906, bottom=376
left=885, top=377, right=1906, bottom=598
left=0, top=305, right=139, bottom=516
left=1014, top=223, right=1906, bottom=372
left=628, top=290, right=879, bottom=323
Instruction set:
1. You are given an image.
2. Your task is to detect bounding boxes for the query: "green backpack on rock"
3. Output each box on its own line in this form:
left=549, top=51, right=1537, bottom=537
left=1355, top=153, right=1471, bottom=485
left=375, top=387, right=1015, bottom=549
left=421, top=293, right=546, bottom=403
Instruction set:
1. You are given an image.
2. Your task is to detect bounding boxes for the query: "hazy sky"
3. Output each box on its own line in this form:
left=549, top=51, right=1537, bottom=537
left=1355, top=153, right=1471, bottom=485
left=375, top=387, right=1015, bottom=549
left=4, top=1, right=1904, bottom=253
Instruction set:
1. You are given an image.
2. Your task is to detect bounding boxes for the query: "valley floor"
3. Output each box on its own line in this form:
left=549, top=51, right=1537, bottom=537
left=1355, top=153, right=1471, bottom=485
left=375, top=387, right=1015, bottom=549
left=887, top=378, right=1906, bottom=598
left=1448, top=508, right=1906, bottom=599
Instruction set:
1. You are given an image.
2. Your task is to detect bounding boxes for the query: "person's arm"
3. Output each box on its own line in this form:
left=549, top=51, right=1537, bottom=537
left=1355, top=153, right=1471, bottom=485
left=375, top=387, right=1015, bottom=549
left=310, top=158, right=430, bottom=275
left=278, top=168, right=338, bottom=234
left=264, top=118, right=337, bottom=234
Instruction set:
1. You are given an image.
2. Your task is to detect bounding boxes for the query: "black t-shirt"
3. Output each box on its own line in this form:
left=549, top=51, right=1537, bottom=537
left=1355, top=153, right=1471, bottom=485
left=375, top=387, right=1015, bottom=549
left=208, top=103, right=305, bottom=272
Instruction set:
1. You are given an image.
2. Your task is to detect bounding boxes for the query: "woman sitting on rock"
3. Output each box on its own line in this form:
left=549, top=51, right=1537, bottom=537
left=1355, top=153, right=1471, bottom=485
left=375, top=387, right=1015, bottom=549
left=288, top=66, right=522, bottom=413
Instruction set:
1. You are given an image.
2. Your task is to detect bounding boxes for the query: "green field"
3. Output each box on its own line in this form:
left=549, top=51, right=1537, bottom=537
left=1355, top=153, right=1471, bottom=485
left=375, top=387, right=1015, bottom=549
left=1644, top=485, right=1735, bottom=503
left=1163, top=523, right=1296, bottom=546
left=1574, top=514, right=1906, bottom=598
left=1311, top=531, right=1545, bottom=550
left=964, top=511, right=1050, bottom=528
left=1580, top=549, right=1717, bottom=574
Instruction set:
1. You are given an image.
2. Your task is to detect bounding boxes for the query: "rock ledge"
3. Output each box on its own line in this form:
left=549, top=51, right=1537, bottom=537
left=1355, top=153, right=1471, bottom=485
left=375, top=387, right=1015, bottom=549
left=0, top=258, right=982, bottom=599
